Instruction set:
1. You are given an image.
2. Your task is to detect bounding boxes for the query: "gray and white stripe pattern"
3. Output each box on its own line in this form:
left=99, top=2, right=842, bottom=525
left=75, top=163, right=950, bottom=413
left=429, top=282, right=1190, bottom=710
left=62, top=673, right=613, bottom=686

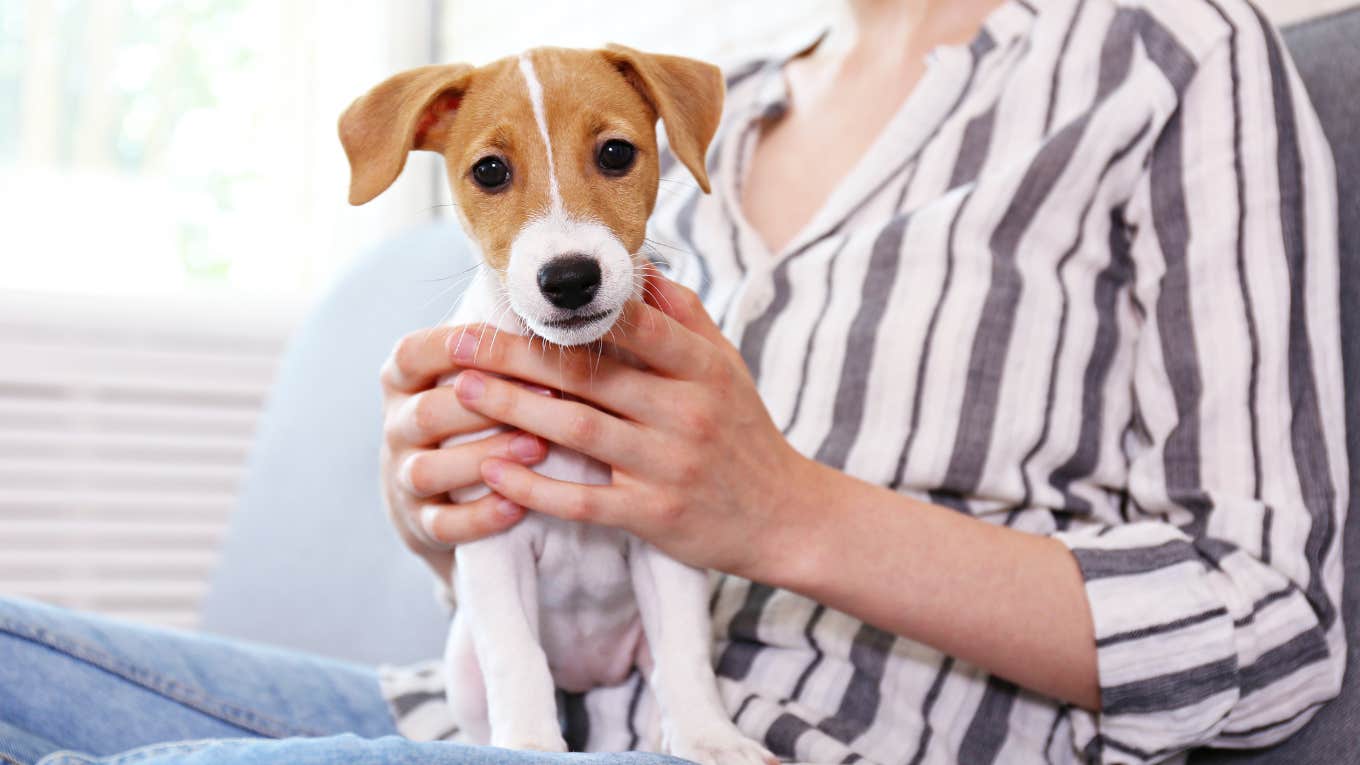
left=382, top=1, right=1347, bottom=762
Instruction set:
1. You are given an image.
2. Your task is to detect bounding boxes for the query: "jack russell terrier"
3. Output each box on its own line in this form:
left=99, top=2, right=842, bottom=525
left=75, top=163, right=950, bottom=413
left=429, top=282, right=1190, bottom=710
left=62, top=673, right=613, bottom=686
left=339, top=46, right=776, bottom=765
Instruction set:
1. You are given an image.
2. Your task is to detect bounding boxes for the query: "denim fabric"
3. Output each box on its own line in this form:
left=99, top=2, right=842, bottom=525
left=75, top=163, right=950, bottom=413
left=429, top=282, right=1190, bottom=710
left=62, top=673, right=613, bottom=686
left=0, top=721, right=61, bottom=765
left=0, top=598, right=691, bottom=765
left=32, top=737, right=686, bottom=765
left=0, top=597, right=395, bottom=763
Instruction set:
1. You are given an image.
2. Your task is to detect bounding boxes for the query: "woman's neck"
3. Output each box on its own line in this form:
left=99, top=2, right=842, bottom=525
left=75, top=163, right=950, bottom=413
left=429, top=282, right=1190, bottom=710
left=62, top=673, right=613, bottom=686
left=738, top=0, right=1008, bottom=255
left=820, top=0, right=1008, bottom=71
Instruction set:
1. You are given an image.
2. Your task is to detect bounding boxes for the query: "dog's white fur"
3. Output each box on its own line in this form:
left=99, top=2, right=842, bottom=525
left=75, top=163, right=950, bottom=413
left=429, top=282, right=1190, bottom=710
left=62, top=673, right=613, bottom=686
left=437, top=55, right=773, bottom=765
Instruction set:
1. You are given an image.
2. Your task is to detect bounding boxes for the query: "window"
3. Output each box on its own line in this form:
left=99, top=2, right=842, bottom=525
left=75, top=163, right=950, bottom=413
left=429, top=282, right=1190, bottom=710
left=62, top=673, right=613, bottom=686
left=0, top=0, right=832, bottom=299
left=0, top=1, right=445, bottom=297
left=436, top=0, right=830, bottom=66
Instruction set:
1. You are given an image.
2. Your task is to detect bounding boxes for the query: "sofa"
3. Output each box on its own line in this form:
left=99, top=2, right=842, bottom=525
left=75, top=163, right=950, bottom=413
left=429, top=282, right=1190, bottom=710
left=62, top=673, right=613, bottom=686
left=201, top=7, right=1360, bottom=762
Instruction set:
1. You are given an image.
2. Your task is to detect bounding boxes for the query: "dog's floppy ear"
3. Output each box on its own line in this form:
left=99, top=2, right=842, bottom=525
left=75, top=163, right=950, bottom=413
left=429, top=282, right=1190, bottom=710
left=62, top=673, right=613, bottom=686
left=338, top=63, right=475, bottom=206
left=601, top=45, right=724, bottom=194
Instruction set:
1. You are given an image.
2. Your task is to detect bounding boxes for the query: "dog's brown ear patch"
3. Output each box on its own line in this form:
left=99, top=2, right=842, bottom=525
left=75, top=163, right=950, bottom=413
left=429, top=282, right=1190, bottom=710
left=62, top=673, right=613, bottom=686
left=601, top=45, right=724, bottom=194
left=338, top=64, right=474, bottom=206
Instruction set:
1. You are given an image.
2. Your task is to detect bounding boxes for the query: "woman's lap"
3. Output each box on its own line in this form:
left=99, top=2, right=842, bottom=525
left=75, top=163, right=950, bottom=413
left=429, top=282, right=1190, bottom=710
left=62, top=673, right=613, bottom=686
left=0, top=597, right=688, bottom=765
left=29, top=736, right=686, bottom=765
left=0, top=596, right=396, bottom=762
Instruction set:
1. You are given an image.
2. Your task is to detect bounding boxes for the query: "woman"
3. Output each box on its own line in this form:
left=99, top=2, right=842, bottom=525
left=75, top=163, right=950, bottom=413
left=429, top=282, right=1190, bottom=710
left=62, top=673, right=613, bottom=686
left=380, top=0, right=1347, bottom=761
left=0, top=0, right=1346, bottom=763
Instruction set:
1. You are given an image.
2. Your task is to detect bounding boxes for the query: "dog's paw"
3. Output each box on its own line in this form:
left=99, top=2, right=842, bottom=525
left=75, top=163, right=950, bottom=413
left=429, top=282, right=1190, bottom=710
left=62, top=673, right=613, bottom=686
left=490, top=725, right=568, bottom=753
left=666, top=726, right=778, bottom=765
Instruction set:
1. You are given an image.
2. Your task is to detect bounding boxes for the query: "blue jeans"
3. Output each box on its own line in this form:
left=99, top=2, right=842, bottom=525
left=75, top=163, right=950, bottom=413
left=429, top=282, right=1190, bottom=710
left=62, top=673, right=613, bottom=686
left=0, top=597, right=680, bottom=765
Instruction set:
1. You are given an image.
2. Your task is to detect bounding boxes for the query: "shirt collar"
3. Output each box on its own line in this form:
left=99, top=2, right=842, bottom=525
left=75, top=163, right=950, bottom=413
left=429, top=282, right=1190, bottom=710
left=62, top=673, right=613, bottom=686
left=748, top=0, right=1039, bottom=123
left=982, top=0, right=1040, bottom=49
left=748, top=28, right=826, bottom=122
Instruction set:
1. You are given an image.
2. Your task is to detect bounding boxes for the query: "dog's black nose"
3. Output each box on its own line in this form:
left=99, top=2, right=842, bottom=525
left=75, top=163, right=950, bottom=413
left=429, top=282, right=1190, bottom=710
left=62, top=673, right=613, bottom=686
left=537, top=256, right=601, bottom=310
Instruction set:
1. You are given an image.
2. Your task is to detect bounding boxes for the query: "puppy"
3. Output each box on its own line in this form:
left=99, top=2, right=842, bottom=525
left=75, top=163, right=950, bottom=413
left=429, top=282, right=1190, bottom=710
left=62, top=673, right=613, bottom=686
left=339, top=46, right=775, bottom=765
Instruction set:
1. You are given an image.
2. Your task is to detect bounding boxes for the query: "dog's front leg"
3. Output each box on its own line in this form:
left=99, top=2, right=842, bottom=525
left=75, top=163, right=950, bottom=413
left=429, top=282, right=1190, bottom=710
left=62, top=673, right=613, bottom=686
left=629, top=540, right=776, bottom=765
left=454, top=533, right=566, bottom=752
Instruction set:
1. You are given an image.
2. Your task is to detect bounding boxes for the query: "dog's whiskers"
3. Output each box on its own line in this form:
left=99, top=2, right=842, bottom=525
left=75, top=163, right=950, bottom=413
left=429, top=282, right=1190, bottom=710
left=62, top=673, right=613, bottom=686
left=639, top=278, right=676, bottom=313
left=632, top=262, right=681, bottom=342
left=556, top=342, right=568, bottom=397
left=643, top=236, right=692, bottom=256
left=640, top=251, right=673, bottom=275
left=421, top=271, right=484, bottom=326
left=421, top=284, right=473, bottom=348
left=488, top=297, right=518, bottom=360
left=417, top=261, right=480, bottom=284
left=592, top=331, right=609, bottom=383
left=472, top=294, right=510, bottom=363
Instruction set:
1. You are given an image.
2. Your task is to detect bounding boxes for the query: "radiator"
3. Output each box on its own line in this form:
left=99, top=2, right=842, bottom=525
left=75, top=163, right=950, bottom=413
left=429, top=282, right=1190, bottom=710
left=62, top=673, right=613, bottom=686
left=0, top=289, right=298, bottom=629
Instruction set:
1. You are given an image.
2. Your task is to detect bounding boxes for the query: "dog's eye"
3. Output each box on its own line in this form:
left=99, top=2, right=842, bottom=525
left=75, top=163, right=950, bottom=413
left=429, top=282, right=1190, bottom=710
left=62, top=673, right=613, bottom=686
left=471, top=156, right=510, bottom=190
left=597, top=140, right=636, bottom=174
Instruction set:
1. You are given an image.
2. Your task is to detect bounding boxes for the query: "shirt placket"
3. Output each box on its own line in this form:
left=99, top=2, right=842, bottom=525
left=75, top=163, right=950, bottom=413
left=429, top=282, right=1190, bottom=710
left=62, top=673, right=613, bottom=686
left=716, top=67, right=789, bottom=336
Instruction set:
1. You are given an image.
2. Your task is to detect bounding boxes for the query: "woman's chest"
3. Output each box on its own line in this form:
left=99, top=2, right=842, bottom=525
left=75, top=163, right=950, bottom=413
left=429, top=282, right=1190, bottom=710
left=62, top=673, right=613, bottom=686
left=646, top=15, right=1176, bottom=496
left=655, top=172, right=1137, bottom=503
left=739, top=59, right=929, bottom=255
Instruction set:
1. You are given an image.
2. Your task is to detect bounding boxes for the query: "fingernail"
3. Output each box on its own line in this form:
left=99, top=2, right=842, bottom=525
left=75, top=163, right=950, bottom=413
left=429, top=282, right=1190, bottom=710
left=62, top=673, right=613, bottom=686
left=510, top=433, right=542, bottom=461
left=456, top=371, right=484, bottom=400
left=483, top=459, right=504, bottom=484
left=496, top=499, right=522, bottom=518
left=420, top=506, right=442, bottom=538
left=451, top=333, right=478, bottom=362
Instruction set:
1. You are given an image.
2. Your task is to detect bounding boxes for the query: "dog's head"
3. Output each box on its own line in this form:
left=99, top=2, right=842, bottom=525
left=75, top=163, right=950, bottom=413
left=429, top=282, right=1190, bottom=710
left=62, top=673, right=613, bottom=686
left=339, top=46, right=723, bottom=346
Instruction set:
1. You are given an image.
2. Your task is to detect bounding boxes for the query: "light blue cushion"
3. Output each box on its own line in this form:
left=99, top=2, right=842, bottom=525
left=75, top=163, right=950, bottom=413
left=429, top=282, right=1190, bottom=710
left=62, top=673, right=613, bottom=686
left=201, top=222, right=474, bottom=665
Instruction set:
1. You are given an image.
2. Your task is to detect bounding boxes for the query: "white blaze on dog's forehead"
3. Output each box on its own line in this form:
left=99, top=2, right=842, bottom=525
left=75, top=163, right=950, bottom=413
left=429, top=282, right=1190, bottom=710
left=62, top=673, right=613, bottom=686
left=499, top=50, right=640, bottom=347
left=517, top=52, right=561, bottom=213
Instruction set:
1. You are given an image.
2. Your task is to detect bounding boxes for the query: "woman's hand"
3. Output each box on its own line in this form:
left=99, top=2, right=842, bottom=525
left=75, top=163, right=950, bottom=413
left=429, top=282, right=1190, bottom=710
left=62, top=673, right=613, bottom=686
left=447, top=275, right=823, bottom=578
left=378, top=327, right=548, bottom=583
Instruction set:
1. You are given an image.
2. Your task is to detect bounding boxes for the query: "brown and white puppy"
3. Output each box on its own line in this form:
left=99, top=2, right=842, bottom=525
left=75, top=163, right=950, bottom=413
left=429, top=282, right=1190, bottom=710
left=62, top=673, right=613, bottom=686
left=342, top=45, right=717, bottom=345
left=340, top=47, right=774, bottom=765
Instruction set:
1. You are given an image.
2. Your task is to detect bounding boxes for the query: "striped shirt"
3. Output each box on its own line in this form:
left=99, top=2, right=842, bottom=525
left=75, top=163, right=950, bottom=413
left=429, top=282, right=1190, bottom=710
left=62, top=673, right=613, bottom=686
left=381, top=0, right=1349, bottom=762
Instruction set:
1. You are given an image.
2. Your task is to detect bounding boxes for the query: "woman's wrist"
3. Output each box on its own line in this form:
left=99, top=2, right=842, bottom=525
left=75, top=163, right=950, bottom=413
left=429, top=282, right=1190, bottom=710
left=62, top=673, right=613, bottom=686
left=739, top=451, right=860, bottom=593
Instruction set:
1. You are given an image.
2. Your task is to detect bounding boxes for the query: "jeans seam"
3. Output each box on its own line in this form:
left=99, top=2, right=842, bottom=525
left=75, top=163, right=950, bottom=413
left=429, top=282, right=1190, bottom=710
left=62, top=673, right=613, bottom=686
left=40, top=740, right=263, bottom=765
left=0, top=616, right=325, bottom=739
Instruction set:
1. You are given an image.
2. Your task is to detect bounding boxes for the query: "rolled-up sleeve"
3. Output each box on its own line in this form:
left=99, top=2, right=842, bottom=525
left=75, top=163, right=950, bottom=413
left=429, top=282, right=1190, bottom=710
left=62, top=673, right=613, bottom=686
left=1052, top=8, right=1349, bottom=763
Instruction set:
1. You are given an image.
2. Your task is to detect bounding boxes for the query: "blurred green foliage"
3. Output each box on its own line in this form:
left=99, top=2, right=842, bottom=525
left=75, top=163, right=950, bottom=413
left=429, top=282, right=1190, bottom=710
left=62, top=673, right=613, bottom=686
left=0, top=0, right=258, bottom=285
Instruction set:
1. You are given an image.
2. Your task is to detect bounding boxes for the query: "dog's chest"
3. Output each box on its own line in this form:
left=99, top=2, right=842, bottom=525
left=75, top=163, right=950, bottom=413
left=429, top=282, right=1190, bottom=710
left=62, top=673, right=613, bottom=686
left=528, top=513, right=632, bottom=608
left=517, top=514, right=643, bottom=691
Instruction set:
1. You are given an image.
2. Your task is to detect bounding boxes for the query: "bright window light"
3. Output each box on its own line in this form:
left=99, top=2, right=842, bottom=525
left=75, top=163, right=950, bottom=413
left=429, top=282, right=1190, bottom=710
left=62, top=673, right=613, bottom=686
left=0, top=1, right=441, bottom=298
left=0, top=0, right=830, bottom=299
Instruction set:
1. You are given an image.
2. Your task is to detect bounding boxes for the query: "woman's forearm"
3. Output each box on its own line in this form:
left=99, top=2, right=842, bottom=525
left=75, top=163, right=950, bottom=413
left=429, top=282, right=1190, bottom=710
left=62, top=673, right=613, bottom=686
left=749, top=458, right=1101, bottom=711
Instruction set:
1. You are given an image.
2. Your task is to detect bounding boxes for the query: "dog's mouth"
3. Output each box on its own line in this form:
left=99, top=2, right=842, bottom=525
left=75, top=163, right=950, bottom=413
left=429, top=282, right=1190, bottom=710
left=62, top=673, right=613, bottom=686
left=519, top=305, right=622, bottom=347
left=541, top=308, right=615, bottom=330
